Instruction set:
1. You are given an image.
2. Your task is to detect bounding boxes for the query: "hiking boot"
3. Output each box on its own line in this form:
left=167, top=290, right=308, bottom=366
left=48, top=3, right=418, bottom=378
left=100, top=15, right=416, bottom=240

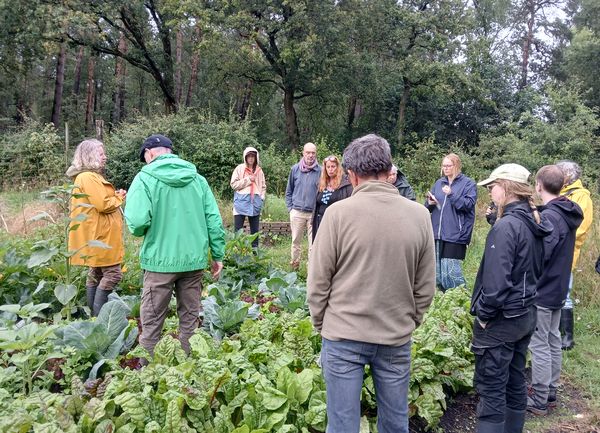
left=526, top=397, right=548, bottom=416
left=560, top=308, right=575, bottom=350
left=547, top=388, right=557, bottom=408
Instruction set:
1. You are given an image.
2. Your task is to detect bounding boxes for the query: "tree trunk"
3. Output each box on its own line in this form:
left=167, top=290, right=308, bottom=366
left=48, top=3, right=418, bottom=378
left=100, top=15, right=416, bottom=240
left=347, top=96, right=358, bottom=130
left=283, top=87, right=300, bottom=151
left=50, top=43, right=67, bottom=127
left=175, top=27, right=183, bottom=106
left=95, top=119, right=104, bottom=141
left=185, top=25, right=202, bottom=107
left=111, top=33, right=128, bottom=125
left=72, top=46, right=84, bottom=95
left=520, top=0, right=535, bottom=89
left=397, top=79, right=411, bottom=150
left=85, top=51, right=97, bottom=132
left=236, top=81, right=253, bottom=120
left=138, top=73, right=146, bottom=113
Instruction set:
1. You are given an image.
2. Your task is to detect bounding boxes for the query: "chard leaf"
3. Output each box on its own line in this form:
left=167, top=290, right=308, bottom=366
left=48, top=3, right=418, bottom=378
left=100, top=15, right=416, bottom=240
left=305, top=391, right=327, bottom=431
left=257, top=385, right=288, bottom=411
left=83, top=397, right=105, bottom=422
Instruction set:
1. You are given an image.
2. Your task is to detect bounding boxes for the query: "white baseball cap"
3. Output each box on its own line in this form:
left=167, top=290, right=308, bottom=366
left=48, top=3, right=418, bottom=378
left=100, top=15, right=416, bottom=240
left=478, top=163, right=531, bottom=186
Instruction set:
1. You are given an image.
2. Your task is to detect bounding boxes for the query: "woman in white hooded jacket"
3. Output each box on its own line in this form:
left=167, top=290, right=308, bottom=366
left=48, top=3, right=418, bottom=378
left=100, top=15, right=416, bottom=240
left=230, top=147, right=267, bottom=248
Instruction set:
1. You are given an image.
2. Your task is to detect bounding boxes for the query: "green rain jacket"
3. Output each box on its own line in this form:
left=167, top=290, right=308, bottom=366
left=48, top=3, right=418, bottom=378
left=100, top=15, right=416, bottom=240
left=125, top=154, right=225, bottom=272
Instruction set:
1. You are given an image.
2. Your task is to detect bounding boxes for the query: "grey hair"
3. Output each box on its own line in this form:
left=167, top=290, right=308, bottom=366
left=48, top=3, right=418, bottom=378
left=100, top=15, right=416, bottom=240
left=342, top=134, right=392, bottom=177
left=70, top=139, right=105, bottom=172
left=555, top=160, right=582, bottom=184
left=390, top=164, right=398, bottom=174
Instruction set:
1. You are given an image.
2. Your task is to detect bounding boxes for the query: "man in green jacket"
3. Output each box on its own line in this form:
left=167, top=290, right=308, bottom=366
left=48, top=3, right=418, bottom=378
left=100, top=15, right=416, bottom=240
left=125, top=134, right=225, bottom=356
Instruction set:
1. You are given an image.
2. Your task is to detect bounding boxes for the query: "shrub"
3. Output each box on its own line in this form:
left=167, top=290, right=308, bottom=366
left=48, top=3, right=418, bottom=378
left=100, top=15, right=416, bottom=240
left=0, top=121, right=66, bottom=189
left=105, top=111, right=263, bottom=197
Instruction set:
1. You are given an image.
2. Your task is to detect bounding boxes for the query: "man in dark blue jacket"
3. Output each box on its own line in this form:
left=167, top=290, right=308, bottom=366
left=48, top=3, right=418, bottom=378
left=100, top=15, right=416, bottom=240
left=527, top=165, right=583, bottom=415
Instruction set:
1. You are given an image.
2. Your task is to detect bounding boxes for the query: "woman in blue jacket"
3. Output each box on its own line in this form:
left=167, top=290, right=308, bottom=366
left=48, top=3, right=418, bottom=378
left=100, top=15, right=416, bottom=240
left=426, top=153, right=477, bottom=291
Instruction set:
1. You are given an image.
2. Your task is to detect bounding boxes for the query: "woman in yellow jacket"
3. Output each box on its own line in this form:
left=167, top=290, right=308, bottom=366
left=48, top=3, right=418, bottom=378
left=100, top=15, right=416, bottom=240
left=66, top=139, right=126, bottom=316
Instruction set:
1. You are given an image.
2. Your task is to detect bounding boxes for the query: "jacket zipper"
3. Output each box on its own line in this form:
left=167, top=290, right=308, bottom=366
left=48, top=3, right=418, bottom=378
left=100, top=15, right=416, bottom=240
left=522, top=272, right=527, bottom=306
left=437, top=193, right=448, bottom=239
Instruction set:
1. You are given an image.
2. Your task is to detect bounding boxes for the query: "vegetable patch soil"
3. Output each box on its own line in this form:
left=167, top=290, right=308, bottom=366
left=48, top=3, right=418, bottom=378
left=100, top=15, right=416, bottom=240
left=409, top=375, right=598, bottom=433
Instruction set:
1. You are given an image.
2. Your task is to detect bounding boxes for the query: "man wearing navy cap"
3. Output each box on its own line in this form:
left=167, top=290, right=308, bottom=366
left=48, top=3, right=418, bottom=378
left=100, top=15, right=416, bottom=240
left=125, top=134, right=225, bottom=357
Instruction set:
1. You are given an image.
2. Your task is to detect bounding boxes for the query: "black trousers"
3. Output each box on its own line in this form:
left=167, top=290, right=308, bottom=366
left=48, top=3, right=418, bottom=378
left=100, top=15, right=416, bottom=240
left=234, top=214, right=260, bottom=248
left=471, top=306, right=537, bottom=424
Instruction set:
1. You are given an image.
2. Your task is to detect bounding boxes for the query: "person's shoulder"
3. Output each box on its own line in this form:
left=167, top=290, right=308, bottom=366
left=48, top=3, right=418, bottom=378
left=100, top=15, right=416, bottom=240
left=458, top=173, right=476, bottom=186
left=399, top=196, right=430, bottom=217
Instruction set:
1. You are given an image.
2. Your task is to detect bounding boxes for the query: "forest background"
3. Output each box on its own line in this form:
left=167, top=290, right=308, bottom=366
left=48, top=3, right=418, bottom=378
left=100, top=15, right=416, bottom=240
left=0, top=0, right=599, bottom=193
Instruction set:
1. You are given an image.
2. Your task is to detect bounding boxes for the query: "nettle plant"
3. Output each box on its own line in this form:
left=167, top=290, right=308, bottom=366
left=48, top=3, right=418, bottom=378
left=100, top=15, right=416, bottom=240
left=28, top=184, right=110, bottom=319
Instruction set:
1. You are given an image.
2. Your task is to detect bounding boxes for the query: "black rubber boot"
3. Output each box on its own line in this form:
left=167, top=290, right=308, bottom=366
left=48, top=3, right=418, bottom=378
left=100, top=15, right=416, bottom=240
left=92, top=289, right=111, bottom=317
left=476, top=420, right=505, bottom=433
left=560, top=308, right=574, bottom=350
left=504, top=408, right=526, bottom=433
left=86, top=286, right=97, bottom=311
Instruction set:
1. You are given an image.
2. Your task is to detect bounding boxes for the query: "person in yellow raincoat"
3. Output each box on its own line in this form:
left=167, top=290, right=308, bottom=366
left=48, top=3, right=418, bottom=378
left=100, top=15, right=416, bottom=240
left=66, top=139, right=126, bottom=316
left=556, top=160, right=594, bottom=350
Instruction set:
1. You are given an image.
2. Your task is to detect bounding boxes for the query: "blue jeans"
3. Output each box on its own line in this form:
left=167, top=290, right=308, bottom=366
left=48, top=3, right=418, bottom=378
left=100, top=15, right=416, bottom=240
left=321, top=338, right=411, bottom=433
left=435, top=241, right=466, bottom=291
left=564, top=273, right=574, bottom=309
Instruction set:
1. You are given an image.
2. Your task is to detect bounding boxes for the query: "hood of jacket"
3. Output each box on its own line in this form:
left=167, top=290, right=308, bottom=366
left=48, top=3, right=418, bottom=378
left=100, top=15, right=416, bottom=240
left=66, top=166, right=101, bottom=179
left=541, top=197, right=584, bottom=230
left=142, top=154, right=197, bottom=188
left=243, top=147, right=260, bottom=166
left=503, top=201, right=553, bottom=238
left=561, top=179, right=590, bottom=196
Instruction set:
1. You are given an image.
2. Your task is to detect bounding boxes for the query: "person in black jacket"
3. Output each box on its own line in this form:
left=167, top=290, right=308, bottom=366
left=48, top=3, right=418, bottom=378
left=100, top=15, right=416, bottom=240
left=386, top=164, right=416, bottom=200
left=472, top=164, right=553, bottom=433
left=311, top=155, right=353, bottom=241
left=527, top=165, right=583, bottom=415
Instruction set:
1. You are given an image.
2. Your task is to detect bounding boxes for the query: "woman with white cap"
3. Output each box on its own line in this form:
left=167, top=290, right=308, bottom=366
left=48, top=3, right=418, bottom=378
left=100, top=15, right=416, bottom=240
left=470, top=163, right=553, bottom=433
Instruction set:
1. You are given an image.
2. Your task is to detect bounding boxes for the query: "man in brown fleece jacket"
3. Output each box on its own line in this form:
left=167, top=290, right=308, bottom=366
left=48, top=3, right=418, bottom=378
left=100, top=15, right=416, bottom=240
left=307, top=134, right=436, bottom=433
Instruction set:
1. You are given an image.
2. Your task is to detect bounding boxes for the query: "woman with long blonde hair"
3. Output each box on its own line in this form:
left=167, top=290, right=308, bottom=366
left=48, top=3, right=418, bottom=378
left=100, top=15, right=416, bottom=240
left=426, top=153, right=477, bottom=291
left=311, top=155, right=352, bottom=241
left=471, top=164, right=552, bottom=433
left=66, top=139, right=126, bottom=316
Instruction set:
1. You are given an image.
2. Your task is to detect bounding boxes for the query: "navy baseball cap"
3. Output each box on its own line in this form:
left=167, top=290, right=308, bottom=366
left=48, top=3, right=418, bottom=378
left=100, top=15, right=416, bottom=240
left=139, top=134, right=173, bottom=162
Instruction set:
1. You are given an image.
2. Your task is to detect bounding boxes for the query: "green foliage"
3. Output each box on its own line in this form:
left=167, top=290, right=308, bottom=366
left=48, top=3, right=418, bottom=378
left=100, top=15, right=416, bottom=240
left=55, top=296, right=138, bottom=379
left=0, top=320, right=61, bottom=395
left=400, top=137, right=479, bottom=195
left=475, top=84, right=600, bottom=185
left=201, top=281, right=260, bottom=340
left=221, top=231, right=270, bottom=286
left=106, top=111, right=262, bottom=197
left=0, top=121, right=66, bottom=188
left=257, top=270, right=307, bottom=313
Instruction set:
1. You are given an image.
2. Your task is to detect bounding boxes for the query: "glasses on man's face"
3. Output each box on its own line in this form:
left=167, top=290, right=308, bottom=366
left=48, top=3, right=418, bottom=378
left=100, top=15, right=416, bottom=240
left=324, top=156, right=337, bottom=163
left=486, top=183, right=496, bottom=192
